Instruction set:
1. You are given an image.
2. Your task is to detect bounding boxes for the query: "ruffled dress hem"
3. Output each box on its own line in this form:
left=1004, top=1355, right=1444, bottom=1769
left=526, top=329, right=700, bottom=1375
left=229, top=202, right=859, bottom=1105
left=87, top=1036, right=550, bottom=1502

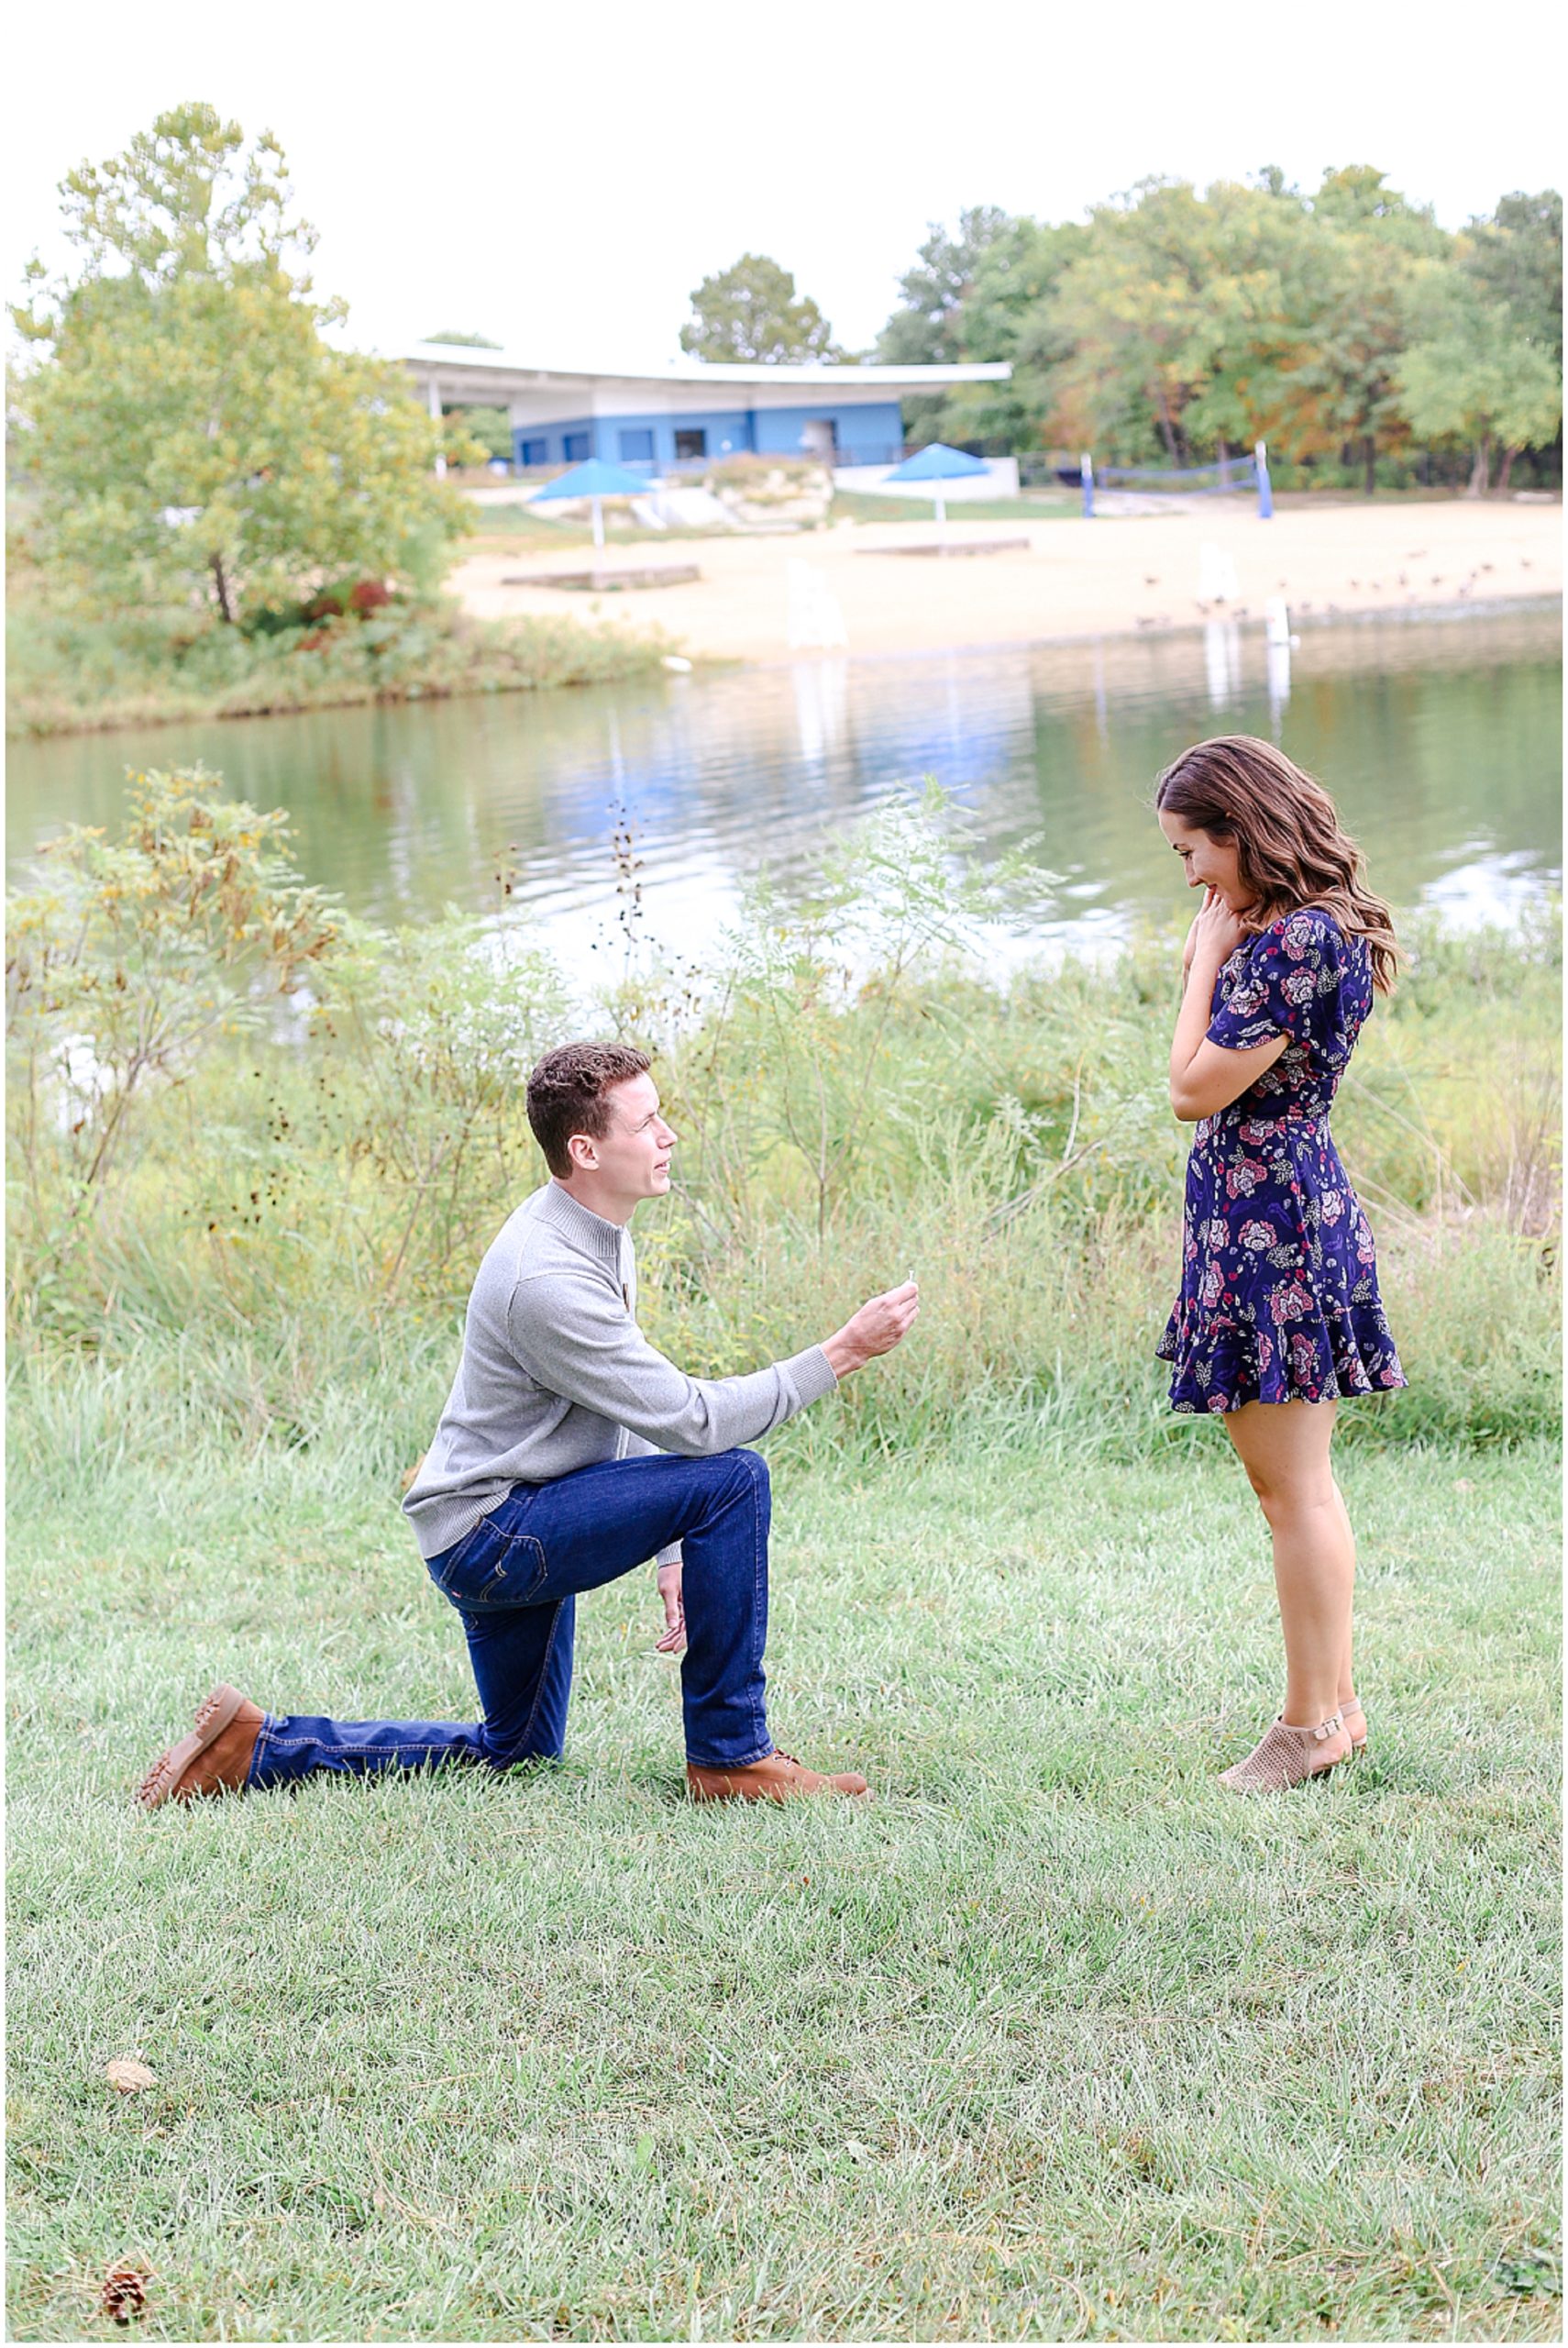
left=1156, top=1305, right=1408, bottom=1415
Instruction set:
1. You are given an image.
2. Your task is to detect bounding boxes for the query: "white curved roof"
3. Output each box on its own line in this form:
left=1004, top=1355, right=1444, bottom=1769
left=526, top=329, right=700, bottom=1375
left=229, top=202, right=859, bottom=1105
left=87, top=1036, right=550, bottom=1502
left=399, top=342, right=1010, bottom=393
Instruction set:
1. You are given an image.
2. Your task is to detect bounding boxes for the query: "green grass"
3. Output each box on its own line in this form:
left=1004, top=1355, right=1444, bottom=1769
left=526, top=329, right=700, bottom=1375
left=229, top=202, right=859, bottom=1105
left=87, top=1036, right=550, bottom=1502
left=6, top=1414, right=1560, bottom=2341
left=456, top=490, right=1077, bottom=549
left=458, top=508, right=732, bottom=551
left=458, top=505, right=640, bottom=549
left=828, top=490, right=1077, bottom=526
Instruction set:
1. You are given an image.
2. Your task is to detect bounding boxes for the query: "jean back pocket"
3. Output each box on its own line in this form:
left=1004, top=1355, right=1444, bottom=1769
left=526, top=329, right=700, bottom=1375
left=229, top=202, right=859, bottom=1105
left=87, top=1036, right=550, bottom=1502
left=430, top=1513, right=547, bottom=1609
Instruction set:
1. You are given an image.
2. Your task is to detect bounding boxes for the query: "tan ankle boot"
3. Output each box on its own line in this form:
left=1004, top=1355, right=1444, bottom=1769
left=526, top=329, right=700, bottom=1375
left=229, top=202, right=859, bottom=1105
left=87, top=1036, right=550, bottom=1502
left=686, top=1750, right=869, bottom=1804
left=1219, top=1710, right=1348, bottom=1794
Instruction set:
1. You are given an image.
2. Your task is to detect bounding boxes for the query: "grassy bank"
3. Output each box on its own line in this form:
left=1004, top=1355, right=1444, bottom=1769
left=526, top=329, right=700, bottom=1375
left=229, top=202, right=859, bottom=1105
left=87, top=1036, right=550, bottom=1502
left=6, top=1425, right=1560, bottom=2341
left=6, top=590, right=670, bottom=739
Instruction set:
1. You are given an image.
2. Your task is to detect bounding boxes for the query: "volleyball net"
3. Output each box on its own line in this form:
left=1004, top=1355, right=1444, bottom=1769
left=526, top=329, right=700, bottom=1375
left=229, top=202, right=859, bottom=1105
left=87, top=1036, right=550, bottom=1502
left=1095, top=455, right=1257, bottom=495
left=1079, top=444, right=1274, bottom=517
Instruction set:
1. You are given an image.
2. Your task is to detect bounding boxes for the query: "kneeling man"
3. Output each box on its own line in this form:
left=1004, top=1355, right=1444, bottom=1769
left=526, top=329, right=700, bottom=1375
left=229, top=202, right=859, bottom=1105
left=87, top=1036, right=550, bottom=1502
left=139, top=1042, right=917, bottom=1810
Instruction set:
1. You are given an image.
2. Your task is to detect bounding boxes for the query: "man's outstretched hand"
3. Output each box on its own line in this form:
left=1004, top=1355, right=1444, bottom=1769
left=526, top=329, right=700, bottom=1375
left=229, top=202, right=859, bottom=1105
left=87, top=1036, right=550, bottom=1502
left=822, top=1279, right=921, bottom=1379
left=653, top=1280, right=919, bottom=1646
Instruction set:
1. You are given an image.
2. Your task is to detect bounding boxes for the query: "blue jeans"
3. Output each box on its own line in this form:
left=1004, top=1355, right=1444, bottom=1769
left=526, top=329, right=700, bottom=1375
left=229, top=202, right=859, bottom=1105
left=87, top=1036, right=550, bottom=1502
left=248, top=1447, right=775, bottom=1789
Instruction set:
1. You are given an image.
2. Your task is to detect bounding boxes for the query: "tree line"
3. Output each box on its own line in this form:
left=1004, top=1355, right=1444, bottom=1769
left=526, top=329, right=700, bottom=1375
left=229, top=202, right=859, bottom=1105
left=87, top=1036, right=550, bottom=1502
left=11, top=114, right=1561, bottom=656
left=683, top=172, right=1562, bottom=494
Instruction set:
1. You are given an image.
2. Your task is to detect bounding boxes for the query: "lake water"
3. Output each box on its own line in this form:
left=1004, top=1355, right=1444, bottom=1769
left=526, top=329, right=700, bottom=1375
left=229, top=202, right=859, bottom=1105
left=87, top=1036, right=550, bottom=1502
left=8, top=604, right=1560, bottom=970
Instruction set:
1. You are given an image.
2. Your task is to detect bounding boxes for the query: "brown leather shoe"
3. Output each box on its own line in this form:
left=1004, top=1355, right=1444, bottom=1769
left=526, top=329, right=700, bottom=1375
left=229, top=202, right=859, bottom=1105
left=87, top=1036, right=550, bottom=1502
left=137, top=1684, right=264, bottom=1811
left=685, top=1749, right=869, bottom=1804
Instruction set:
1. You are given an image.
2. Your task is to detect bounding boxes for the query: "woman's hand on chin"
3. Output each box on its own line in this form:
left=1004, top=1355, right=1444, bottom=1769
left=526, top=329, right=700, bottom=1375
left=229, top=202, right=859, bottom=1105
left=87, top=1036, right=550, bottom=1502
left=1189, top=887, right=1247, bottom=969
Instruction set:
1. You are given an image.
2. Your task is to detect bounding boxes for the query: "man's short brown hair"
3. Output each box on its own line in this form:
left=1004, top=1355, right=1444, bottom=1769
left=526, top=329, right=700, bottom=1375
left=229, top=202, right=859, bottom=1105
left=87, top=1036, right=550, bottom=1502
left=525, top=1041, right=652, bottom=1177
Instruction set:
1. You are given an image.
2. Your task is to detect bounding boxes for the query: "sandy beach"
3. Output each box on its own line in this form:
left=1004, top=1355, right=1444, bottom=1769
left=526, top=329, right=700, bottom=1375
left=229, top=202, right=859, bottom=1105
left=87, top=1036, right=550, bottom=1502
left=450, top=498, right=1562, bottom=664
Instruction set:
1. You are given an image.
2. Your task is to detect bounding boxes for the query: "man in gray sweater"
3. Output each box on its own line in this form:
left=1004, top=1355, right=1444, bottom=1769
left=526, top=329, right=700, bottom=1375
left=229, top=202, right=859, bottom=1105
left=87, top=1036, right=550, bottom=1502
left=138, top=1040, right=918, bottom=1810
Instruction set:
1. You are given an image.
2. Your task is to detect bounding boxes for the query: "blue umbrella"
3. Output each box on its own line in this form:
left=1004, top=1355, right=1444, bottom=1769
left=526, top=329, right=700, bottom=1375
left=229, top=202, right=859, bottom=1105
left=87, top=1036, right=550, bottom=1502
left=882, top=440, right=989, bottom=533
left=531, top=457, right=654, bottom=559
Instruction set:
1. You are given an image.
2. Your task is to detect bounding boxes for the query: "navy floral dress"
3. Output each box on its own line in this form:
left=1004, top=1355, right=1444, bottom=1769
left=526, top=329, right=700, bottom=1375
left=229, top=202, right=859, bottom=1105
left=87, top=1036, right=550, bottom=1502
left=1156, top=906, right=1407, bottom=1413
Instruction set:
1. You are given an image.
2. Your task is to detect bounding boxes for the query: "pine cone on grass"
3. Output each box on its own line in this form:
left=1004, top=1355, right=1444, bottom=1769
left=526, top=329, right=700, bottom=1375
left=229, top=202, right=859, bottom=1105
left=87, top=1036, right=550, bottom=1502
left=100, top=2261, right=153, bottom=2325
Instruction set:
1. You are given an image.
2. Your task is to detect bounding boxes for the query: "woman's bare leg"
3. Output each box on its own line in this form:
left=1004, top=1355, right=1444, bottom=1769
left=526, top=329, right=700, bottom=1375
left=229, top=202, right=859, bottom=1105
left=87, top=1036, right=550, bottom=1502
left=1331, top=1476, right=1357, bottom=1705
left=1223, top=1398, right=1353, bottom=1750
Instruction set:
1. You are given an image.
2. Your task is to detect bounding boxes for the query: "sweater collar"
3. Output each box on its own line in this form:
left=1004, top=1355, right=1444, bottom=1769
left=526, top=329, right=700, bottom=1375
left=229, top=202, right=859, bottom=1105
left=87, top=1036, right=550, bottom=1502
left=536, top=1180, right=629, bottom=1270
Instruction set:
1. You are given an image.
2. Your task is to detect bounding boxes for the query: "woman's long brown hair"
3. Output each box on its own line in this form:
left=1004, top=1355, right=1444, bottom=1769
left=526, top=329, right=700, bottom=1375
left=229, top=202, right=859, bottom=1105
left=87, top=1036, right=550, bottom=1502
left=1155, top=736, right=1400, bottom=994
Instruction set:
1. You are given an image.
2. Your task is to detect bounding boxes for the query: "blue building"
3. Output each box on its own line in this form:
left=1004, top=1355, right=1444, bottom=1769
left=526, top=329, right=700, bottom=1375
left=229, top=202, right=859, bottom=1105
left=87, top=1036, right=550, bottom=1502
left=400, top=345, right=1010, bottom=476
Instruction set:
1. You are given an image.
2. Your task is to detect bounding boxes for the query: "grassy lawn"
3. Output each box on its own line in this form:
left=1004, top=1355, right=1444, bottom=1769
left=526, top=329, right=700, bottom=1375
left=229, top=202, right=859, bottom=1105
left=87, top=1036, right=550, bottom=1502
left=827, top=490, right=1077, bottom=526
left=456, top=490, right=1078, bottom=554
left=6, top=1431, right=1559, bottom=2341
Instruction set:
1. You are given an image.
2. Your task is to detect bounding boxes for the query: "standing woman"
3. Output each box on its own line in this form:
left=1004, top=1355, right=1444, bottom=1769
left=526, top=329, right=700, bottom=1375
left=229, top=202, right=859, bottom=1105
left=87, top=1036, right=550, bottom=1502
left=1154, top=737, right=1407, bottom=1792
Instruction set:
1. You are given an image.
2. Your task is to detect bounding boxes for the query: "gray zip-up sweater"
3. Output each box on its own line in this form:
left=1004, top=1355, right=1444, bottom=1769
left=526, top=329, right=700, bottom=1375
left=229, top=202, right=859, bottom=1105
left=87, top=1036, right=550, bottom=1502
left=403, top=1181, right=838, bottom=1560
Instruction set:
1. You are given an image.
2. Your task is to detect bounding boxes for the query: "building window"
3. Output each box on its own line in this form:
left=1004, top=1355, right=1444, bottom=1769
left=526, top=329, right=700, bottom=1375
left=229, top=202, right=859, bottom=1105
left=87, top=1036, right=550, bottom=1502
left=563, top=432, right=591, bottom=462
left=520, top=437, right=549, bottom=467
left=674, top=428, right=707, bottom=460
left=618, top=427, right=656, bottom=462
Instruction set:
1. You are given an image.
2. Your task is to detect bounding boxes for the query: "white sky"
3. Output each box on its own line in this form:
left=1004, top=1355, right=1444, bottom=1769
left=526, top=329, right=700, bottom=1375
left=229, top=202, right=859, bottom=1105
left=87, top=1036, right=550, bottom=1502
left=6, top=0, right=1560, bottom=369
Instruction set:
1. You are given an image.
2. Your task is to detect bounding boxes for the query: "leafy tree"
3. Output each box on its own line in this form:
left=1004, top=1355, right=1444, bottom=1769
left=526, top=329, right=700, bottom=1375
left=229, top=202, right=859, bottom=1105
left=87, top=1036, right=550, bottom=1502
left=1466, top=192, right=1562, bottom=363
left=1418, top=189, right=1558, bottom=491
left=959, top=218, right=1086, bottom=374
left=679, top=254, right=843, bottom=363
left=1036, top=170, right=1449, bottom=485
left=926, top=216, right=1087, bottom=449
left=12, top=103, right=463, bottom=623
left=872, top=207, right=1088, bottom=449
left=1397, top=261, right=1562, bottom=493
left=1043, top=178, right=1308, bottom=465
left=448, top=405, right=513, bottom=460
left=1276, top=168, right=1450, bottom=492
left=1176, top=180, right=1319, bottom=460
left=423, top=329, right=502, bottom=347
left=874, top=206, right=1014, bottom=366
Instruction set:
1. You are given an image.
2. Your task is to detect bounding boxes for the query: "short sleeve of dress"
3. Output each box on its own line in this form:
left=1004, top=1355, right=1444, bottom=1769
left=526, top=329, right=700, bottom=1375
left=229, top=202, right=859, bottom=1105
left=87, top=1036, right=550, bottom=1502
left=1207, top=909, right=1346, bottom=1055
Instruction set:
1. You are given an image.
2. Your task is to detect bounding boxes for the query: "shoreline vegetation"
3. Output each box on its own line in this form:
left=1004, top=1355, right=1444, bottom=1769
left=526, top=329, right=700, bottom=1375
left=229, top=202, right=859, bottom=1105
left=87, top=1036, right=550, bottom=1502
left=8, top=770, right=1558, bottom=1459
left=6, top=584, right=672, bottom=740
left=8, top=504, right=1561, bottom=741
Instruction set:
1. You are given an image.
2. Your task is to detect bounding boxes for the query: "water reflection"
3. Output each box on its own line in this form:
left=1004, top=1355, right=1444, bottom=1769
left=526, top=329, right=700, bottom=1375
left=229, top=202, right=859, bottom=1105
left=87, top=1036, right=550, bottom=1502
left=8, top=607, right=1560, bottom=969
left=791, top=658, right=849, bottom=777
left=1263, top=599, right=1296, bottom=737
left=1266, top=639, right=1292, bottom=734
left=1204, top=617, right=1243, bottom=707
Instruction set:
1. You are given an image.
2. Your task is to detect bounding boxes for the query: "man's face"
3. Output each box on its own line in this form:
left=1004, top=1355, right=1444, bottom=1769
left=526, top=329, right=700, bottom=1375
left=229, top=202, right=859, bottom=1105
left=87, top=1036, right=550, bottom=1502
left=571, top=1074, right=676, bottom=1200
